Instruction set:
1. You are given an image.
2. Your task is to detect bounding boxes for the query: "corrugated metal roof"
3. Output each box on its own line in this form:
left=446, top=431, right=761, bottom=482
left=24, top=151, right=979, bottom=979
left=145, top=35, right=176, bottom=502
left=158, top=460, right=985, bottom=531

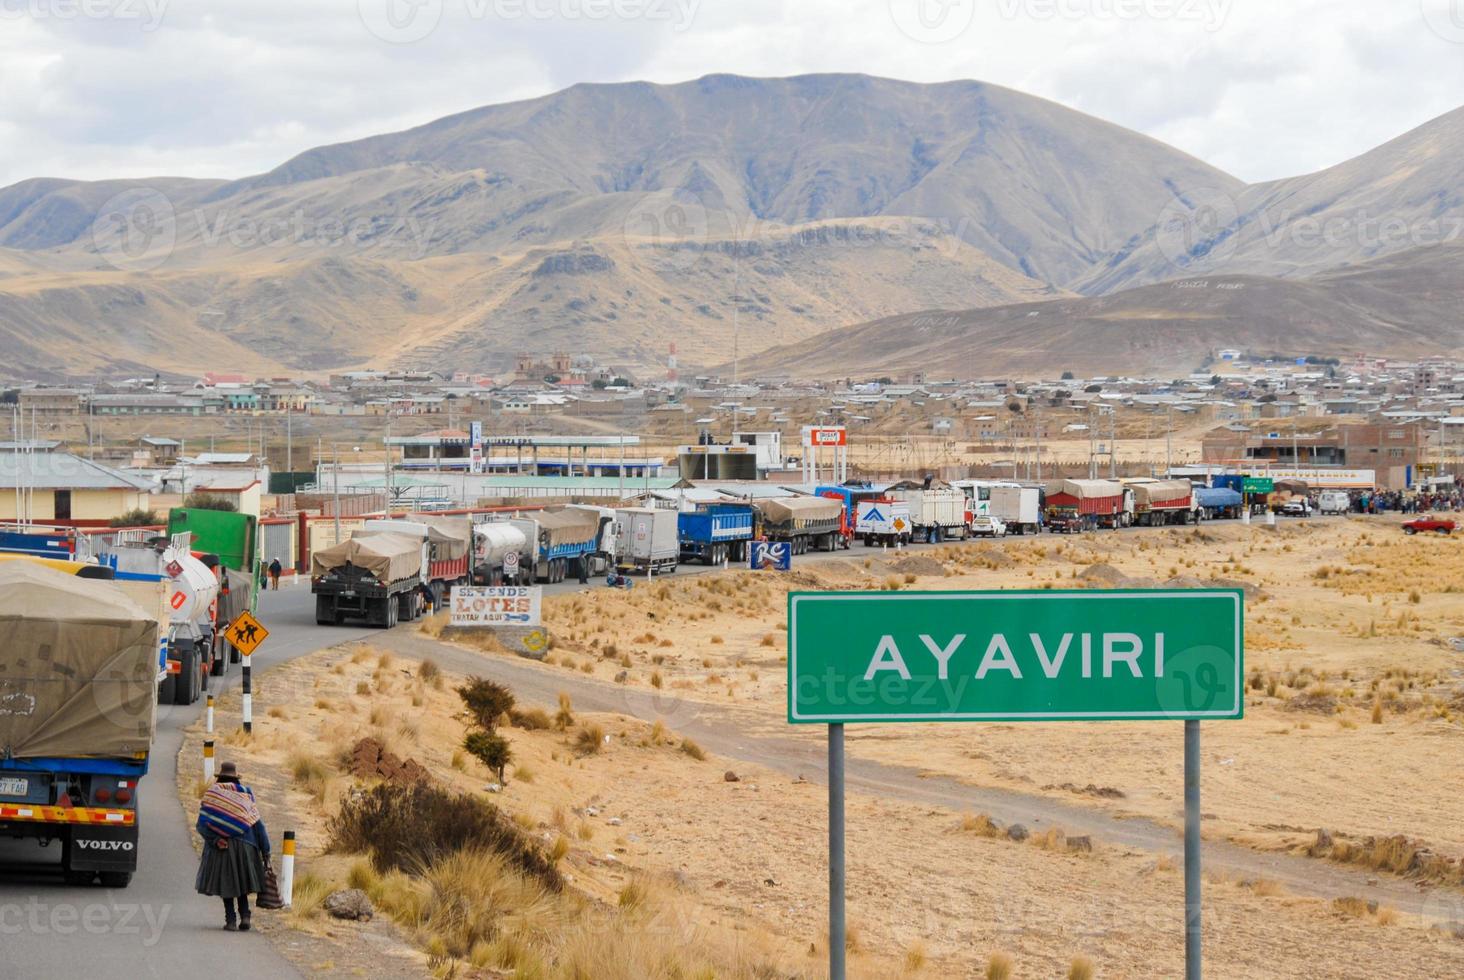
left=0, top=452, right=154, bottom=491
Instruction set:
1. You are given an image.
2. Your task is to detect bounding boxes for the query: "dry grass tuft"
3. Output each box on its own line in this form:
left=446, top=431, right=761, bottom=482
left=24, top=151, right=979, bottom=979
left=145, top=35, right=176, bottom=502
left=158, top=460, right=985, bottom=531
left=1067, top=956, right=1095, bottom=980
left=575, top=724, right=606, bottom=755
left=986, top=951, right=1014, bottom=980
left=679, top=738, right=707, bottom=761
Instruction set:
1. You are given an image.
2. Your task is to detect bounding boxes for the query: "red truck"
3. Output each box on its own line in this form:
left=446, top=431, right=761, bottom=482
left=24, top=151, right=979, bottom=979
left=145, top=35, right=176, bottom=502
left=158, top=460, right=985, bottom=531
left=1403, top=515, right=1455, bottom=535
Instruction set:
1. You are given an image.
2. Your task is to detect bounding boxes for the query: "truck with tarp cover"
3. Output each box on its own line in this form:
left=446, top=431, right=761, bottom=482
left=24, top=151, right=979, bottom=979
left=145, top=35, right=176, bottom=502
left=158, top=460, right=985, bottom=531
left=753, top=496, right=846, bottom=553
left=0, top=562, right=160, bottom=889
left=1123, top=478, right=1198, bottom=526
left=364, top=515, right=471, bottom=608
left=508, top=509, right=607, bottom=583
left=678, top=502, right=754, bottom=565
left=311, top=532, right=424, bottom=627
left=1045, top=479, right=1132, bottom=529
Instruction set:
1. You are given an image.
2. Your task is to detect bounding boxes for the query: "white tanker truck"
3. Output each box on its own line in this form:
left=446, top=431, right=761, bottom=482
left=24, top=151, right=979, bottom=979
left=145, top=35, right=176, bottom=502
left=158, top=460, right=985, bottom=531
left=110, top=531, right=221, bottom=706
left=470, top=521, right=530, bottom=586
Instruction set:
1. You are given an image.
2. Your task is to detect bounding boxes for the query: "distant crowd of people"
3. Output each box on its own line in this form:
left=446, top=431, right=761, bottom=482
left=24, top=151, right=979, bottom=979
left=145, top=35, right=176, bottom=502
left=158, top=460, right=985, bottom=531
left=1348, top=491, right=1464, bottom=514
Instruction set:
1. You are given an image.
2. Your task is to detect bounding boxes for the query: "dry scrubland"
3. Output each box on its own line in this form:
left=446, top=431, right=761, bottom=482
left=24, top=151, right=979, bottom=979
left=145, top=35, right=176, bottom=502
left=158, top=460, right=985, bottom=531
left=184, top=516, right=1464, bottom=977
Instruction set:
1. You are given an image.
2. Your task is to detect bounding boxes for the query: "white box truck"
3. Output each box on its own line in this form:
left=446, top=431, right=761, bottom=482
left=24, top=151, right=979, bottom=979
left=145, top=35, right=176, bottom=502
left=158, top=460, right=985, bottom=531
left=990, top=485, right=1042, bottom=535
left=885, top=480, right=969, bottom=542
left=615, top=507, right=679, bottom=575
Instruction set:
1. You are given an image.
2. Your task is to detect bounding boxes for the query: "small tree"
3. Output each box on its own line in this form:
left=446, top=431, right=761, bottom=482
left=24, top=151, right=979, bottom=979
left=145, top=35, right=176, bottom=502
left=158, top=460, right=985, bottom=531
left=1060, top=370, right=1075, bottom=380
left=464, top=731, right=513, bottom=785
left=457, top=677, right=515, bottom=733
left=183, top=493, right=236, bottom=511
left=110, top=508, right=160, bottom=528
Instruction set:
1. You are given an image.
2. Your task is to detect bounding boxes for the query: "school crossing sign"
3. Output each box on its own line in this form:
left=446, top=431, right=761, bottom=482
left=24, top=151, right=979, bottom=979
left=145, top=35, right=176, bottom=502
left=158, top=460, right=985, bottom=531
left=787, top=589, right=1243, bottom=723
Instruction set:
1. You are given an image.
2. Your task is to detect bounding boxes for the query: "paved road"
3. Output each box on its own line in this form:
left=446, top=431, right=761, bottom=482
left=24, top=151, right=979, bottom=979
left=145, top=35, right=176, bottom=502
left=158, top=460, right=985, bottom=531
left=0, top=514, right=1362, bottom=974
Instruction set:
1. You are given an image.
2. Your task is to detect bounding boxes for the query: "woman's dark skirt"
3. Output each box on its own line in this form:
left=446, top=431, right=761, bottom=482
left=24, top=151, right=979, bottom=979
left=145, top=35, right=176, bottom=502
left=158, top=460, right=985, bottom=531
left=195, top=839, right=266, bottom=898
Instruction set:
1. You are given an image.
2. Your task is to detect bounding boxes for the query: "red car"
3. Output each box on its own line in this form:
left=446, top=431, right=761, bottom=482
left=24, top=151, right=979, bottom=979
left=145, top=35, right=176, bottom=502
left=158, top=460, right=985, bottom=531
left=1403, top=516, right=1456, bottom=535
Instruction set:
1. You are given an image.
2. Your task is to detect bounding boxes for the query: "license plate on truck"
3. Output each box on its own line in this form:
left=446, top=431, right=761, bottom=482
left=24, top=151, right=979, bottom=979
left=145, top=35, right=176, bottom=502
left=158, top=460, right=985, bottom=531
left=0, top=777, right=27, bottom=797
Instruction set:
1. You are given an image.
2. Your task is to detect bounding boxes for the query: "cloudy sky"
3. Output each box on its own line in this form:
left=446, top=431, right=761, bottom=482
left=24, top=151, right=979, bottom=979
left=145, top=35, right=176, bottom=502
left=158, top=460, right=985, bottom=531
left=2, top=0, right=1462, bottom=189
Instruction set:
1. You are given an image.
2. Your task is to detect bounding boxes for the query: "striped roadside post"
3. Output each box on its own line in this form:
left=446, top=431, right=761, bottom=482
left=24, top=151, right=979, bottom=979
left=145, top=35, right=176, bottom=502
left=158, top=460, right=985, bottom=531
left=203, top=740, right=215, bottom=782
left=205, top=694, right=214, bottom=734
left=242, top=653, right=252, bottom=734
left=280, top=831, right=296, bottom=907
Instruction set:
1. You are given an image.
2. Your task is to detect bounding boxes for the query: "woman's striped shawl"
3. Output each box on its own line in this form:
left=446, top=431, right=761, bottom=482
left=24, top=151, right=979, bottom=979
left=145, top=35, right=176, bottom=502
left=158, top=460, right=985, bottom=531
left=198, top=782, right=261, bottom=839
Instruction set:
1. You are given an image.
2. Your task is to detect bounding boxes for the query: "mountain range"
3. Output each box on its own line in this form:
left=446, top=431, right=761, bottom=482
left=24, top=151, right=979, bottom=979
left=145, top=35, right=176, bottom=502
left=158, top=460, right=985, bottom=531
left=0, top=73, right=1459, bottom=379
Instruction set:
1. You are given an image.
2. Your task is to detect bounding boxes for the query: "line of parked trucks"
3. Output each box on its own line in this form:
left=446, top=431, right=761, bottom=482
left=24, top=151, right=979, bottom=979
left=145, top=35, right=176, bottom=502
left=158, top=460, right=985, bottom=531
left=0, top=507, right=261, bottom=890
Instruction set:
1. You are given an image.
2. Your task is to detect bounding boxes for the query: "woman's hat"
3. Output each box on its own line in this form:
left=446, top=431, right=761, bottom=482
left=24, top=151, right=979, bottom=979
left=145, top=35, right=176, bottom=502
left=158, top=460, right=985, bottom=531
left=218, top=761, right=239, bottom=779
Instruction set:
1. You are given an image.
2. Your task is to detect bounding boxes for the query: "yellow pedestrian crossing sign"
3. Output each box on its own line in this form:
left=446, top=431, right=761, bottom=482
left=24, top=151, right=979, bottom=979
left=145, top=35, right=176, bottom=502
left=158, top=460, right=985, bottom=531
left=226, top=610, right=270, bottom=657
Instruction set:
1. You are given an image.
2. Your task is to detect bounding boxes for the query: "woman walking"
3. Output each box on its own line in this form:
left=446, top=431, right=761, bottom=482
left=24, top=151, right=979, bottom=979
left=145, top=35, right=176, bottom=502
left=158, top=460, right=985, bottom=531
left=195, top=761, right=271, bottom=931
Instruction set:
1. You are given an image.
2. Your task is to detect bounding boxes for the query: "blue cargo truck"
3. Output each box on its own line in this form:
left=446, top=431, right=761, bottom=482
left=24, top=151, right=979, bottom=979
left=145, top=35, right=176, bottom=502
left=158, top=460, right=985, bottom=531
left=0, top=562, right=160, bottom=889
left=508, top=509, right=608, bottom=583
left=678, top=503, right=754, bottom=564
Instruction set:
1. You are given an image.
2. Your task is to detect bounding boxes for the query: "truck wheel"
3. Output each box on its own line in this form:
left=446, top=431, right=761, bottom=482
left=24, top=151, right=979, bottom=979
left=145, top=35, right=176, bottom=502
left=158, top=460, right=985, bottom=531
left=99, top=872, right=132, bottom=889
left=173, top=647, right=196, bottom=706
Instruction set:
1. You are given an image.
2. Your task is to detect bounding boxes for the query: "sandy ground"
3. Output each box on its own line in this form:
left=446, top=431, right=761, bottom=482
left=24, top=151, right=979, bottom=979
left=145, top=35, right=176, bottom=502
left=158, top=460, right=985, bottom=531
left=180, top=514, right=1464, bottom=976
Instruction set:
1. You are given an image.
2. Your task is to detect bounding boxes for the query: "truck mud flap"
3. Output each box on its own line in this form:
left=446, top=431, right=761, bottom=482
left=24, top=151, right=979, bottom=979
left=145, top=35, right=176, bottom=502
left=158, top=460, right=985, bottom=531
left=66, top=824, right=140, bottom=873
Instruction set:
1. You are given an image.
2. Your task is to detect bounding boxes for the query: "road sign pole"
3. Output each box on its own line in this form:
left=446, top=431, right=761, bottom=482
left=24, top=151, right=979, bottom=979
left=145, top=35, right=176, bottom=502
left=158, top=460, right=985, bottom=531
left=1185, top=718, right=1201, bottom=980
left=242, top=653, right=253, bottom=734
left=828, top=722, right=846, bottom=980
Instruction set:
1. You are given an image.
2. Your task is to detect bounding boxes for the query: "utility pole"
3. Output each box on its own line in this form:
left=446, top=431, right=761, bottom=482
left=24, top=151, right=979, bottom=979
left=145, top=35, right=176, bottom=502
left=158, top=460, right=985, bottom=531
left=1166, top=404, right=1173, bottom=476
left=286, top=406, right=293, bottom=473
left=332, top=445, right=341, bottom=544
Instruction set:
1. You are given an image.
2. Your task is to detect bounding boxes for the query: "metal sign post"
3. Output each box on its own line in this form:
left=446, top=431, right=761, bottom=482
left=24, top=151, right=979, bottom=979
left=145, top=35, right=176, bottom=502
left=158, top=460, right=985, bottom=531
left=1185, top=719, right=1202, bottom=979
left=829, top=722, right=846, bottom=980
left=789, top=589, right=1242, bottom=980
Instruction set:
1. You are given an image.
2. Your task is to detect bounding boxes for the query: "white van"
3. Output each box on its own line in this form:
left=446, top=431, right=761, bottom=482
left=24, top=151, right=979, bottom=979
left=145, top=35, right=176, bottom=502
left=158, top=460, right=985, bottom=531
left=1318, top=491, right=1350, bottom=515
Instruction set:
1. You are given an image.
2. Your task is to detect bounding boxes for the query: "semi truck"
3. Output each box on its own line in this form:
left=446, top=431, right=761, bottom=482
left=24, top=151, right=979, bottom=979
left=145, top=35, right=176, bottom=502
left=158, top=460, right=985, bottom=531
left=678, top=502, right=754, bottom=564
left=507, top=509, right=606, bottom=583
left=885, top=480, right=970, bottom=542
left=855, top=498, right=912, bottom=547
left=989, top=485, right=1042, bottom=535
left=311, top=532, right=424, bottom=627
left=1046, top=479, right=1132, bottom=529
left=364, top=516, right=471, bottom=608
left=1124, top=479, right=1198, bottom=526
left=614, top=507, right=680, bottom=574
left=753, top=496, right=847, bottom=553
left=0, top=562, right=161, bottom=889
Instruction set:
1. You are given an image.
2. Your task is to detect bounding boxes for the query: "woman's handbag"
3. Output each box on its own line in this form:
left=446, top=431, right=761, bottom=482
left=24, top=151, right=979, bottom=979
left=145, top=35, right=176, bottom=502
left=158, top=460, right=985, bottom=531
left=257, top=864, right=285, bottom=910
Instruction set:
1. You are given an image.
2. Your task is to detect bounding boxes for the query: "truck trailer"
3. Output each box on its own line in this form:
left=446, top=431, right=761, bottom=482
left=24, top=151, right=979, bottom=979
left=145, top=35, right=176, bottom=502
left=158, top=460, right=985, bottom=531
left=1045, top=479, right=1132, bottom=529
left=989, top=485, right=1043, bottom=535
left=615, top=507, right=680, bottom=574
left=754, top=496, right=847, bottom=553
left=507, top=509, right=606, bottom=583
left=1123, top=479, right=1198, bottom=526
left=0, top=562, right=161, bottom=889
left=678, top=503, right=754, bottom=564
left=364, top=515, right=471, bottom=608
left=855, top=498, right=912, bottom=547
left=885, top=481, right=970, bottom=542
left=470, top=521, right=530, bottom=586
left=311, top=532, right=424, bottom=627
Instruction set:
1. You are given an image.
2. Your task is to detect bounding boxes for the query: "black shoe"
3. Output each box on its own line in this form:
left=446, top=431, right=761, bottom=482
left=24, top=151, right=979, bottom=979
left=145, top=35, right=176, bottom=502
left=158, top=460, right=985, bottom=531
left=238, top=916, right=251, bottom=931
left=223, top=921, right=238, bottom=932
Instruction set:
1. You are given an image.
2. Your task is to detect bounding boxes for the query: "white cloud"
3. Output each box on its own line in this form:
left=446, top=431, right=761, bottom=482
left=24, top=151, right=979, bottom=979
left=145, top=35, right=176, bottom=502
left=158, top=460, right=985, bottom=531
left=0, top=0, right=1461, bottom=188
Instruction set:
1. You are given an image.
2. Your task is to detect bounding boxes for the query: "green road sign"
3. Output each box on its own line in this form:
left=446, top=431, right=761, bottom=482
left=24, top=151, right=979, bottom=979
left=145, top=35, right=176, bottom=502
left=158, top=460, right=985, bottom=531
left=787, top=589, right=1243, bottom=723
left=1242, top=478, right=1274, bottom=494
